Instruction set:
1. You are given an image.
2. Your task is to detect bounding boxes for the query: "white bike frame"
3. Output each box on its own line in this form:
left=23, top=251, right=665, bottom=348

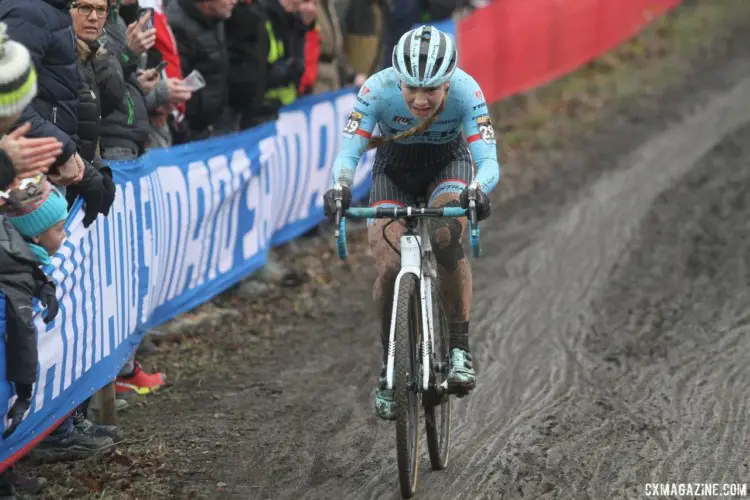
left=384, top=216, right=440, bottom=393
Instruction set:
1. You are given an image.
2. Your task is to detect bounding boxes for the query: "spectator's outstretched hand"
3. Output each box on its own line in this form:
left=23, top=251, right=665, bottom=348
left=0, top=123, right=63, bottom=178
left=167, top=78, right=192, bottom=104
left=137, top=68, right=161, bottom=94
left=49, top=153, right=85, bottom=186
left=126, top=13, right=156, bottom=55
left=68, top=160, right=116, bottom=228
left=3, top=383, right=32, bottom=439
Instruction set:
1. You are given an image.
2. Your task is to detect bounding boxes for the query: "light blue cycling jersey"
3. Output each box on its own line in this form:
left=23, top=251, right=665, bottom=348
left=331, top=67, right=501, bottom=193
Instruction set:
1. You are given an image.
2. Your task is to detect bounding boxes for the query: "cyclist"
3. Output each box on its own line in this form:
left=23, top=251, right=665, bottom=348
left=323, top=25, right=500, bottom=420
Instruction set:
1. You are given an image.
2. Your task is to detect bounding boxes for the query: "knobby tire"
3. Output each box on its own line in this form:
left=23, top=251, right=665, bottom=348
left=394, top=273, right=421, bottom=498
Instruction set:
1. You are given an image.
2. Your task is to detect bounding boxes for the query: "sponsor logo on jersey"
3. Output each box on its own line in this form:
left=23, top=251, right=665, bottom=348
left=393, top=115, right=413, bottom=125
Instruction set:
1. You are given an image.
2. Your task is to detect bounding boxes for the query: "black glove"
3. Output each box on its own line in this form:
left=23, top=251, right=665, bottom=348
left=460, top=183, right=491, bottom=221
left=68, top=161, right=116, bottom=228
left=37, top=280, right=59, bottom=324
left=323, top=185, right=352, bottom=223
left=3, top=383, right=32, bottom=439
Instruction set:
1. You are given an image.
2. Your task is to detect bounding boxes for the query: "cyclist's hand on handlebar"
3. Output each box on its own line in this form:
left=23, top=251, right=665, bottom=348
left=323, top=185, right=352, bottom=222
left=460, top=183, right=491, bottom=221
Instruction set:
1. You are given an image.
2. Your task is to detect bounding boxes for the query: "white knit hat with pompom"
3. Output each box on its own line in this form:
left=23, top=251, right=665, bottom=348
left=0, top=22, right=37, bottom=117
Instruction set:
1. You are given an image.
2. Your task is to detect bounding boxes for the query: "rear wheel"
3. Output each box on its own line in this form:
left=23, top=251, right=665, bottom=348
left=423, top=274, right=452, bottom=470
left=393, top=273, right=421, bottom=498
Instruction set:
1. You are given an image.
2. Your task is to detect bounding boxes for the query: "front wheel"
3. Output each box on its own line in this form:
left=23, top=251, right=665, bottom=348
left=393, top=273, right=422, bottom=498
left=424, top=277, right=451, bottom=470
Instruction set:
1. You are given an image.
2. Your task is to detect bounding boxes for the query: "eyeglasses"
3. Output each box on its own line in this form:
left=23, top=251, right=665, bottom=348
left=74, top=3, right=108, bottom=18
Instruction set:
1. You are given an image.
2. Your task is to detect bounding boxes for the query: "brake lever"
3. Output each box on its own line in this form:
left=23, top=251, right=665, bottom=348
left=467, top=182, right=478, bottom=237
left=333, top=183, right=343, bottom=238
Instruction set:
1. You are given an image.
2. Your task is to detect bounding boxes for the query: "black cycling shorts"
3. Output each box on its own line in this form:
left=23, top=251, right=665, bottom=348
left=369, top=137, right=474, bottom=209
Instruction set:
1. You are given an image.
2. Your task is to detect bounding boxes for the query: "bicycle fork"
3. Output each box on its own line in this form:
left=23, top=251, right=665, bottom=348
left=384, top=228, right=438, bottom=394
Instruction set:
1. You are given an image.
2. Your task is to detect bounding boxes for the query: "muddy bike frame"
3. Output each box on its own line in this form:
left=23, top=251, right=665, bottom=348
left=332, top=183, right=482, bottom=393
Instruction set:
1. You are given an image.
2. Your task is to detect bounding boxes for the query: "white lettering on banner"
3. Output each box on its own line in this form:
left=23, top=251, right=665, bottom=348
left=153, top=167, right=188, bottom=305
left=205, top=155, right=232, bottom=283
left=152, top=173, right=169, bottom=310
left=138, top=174, right=155, bottom=323
left=69, top=235, right=86, bottom=380
left=32, top=241, right=74, bottom=412
left=122, top=182, right=140, bottom=339
left=269, top=135, right=287, bottom=232
left=97, top=202, right=119, bottom=358
left=297, top=101, right=335, bottom=221
left=275, top=111, right=308, bottom=230
left=220, top=150, right=252, bottom=274
left=79, top=226, right=96, bottom=368
left=177, top=161, right=212, bottom=295
left=57, top=245, right=78, bottom=391
left=244, top=138, right=275, bottom=259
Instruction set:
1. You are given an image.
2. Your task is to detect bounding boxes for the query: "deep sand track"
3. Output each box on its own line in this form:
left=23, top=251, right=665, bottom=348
left=47, top=7, right=750, bottom=500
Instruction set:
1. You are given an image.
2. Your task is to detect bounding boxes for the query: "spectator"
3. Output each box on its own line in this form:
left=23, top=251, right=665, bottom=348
left=225, top=0, right=270, bottom=129
left=297, top=0, right=320, bottom=96
left=0, top=0, right=87, bottom=186
left=65, top=0, right=120, bottom=226
left=166, top=0, right=236, bottom=142
left=312, top=0, right=366, bottom=93
left=72, top=0, right=126, bottom=162
left=99, top=4, right=154, bottom=160
left=0, top=25, right=63, bottom=191
left=0, top=29, right=56, bottom=498
left=1, top=177, right=116, bottom=467
left=339, top=0, right=387, bottom=75
left=138, top=0, right=193, bottom=148
left=379, top=0, right=420, bottom=70
left=257, top=0, right=306, bottom=122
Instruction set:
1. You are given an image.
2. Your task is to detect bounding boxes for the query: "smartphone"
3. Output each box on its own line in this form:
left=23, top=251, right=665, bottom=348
left=182, top=69, right=206, bottom=91
left=138, top=7, right=154, bottom=31
left=153, top=60, right=168, bottom=73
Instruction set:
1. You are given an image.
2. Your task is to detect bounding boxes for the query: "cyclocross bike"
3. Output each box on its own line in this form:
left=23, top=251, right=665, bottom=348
left=332, top=183, right=482, bottom=499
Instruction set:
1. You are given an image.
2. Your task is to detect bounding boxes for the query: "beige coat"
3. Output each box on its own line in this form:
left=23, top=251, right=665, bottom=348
left=342, top=0, right=385, bottom=75
left=314, top=0, right=355, bottom=93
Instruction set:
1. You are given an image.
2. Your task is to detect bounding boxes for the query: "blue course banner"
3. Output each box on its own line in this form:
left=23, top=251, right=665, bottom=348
left=0, top=87, right=374, bottom=467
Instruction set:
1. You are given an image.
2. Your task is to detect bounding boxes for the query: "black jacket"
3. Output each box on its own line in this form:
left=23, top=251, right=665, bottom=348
left=225, top=0, right=268, bottom=118
left=0, top=0, right=80, bottom=166
left=99, top=14, right=150, bottom=156
left=166, top=0, right=229, bottom=135
left=76, top=39, right=125, bottom=162
left=0, top=219, right=52, bottom=385
left=262, top=0, right=305, bottom=91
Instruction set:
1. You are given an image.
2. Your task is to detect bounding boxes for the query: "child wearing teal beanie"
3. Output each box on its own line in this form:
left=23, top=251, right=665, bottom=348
left=2, top=175, right=69, bottom=263
left=0, top=174, right=65, bottom=439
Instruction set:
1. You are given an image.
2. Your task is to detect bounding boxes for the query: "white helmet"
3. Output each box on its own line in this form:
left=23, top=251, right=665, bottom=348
left=392, top=25, right=458, bottom=87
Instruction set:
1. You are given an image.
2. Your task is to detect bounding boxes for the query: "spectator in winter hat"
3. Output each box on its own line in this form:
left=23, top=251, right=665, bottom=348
left=0, top=0, right=88, bottom=187
left=0, top=175, right=69, bottom=496
left=1, top=176, right=119, bottom=466
left=0, top=23, right=63, bottom=192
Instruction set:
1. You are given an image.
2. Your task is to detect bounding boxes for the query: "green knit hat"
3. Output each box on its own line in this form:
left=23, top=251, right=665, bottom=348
left=0, top=22, right=37, bottom=117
